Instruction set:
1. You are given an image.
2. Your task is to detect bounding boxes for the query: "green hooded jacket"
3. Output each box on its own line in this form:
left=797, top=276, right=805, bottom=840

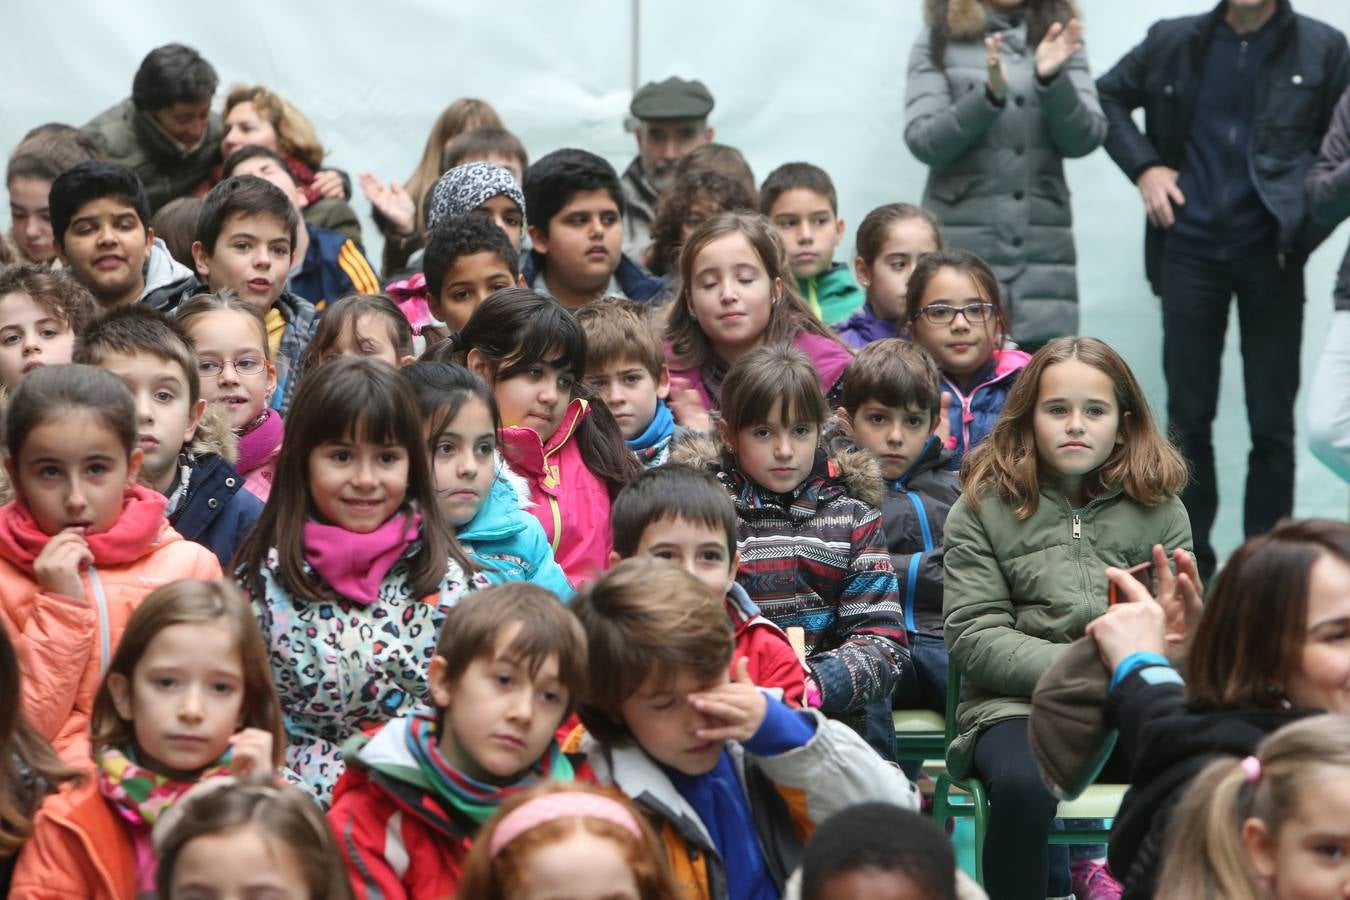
left=84, top=97, right=222, bottom=212
left=798, top=262, right=864, bottom=325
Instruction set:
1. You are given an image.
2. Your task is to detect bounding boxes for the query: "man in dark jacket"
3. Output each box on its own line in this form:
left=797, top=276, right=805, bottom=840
left=83, top=44, right=223, bottom=212
left=1097, top=0, right=1350, bottom=578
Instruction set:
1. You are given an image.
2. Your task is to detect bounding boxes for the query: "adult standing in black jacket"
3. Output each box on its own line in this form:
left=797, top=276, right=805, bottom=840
left=1096, top=0, right=1350, bottom=579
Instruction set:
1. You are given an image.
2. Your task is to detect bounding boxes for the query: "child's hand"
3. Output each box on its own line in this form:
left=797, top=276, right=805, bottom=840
left=689, top=658, right=768, bottom=744
left=935, top=391, right=953, bottom=447
left=311, top=169, right=347, bottom=201
left=34, top=529, right=92, bottom=601
left=668, top=375, right=712, bottom=434
left=359, top=172, right=416, bottom=235
left=228, top=728, right=275, bottom=779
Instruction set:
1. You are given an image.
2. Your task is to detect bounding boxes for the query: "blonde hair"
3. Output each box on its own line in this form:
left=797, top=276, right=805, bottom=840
left=458, top=782, right=678, bottom=900
left=405, top=99, right=504, bottom=236
left=1157, top=715, right=1350, bottom=900
left=961, top=336, right=1188, bottom=519
left=223, top=85, right=325, bottom=169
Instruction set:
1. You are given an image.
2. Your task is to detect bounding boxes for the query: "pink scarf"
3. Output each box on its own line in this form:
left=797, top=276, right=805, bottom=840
left=237, top=409, right=284, bottom=475
left=302, top=510, right=421, bottom=604
left=0, top=484, right=168, bottom=574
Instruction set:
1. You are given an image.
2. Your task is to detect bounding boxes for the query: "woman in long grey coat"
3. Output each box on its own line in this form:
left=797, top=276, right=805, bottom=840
left=905, top=0, right=1105, bottom=348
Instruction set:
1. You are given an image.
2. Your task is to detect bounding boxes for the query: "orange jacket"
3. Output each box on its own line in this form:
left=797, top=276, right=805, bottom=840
left=0, top=490, right=222, bottom=766
left=9, top=778, right=136, bottom=900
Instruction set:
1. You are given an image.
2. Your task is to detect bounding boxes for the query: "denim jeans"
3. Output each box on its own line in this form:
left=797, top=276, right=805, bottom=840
left=892, top=633, right=949, bottom=715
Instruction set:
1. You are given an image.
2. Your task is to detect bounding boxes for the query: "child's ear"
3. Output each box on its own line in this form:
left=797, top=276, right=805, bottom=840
left=264, top=360, right=278, bottom=407
left=1116, top=410, right=1130, bottom=446
left=2, top=458, right=17, bottom=497
left=718, top=417, right=734, bottom=452
left=834, top=217, right=846, bottom=242
left=466, top=348, right=493, bottom=381
left=190, top=240, right=211, bottom=282
left=854, top=255, right=870, bottom=288
left=656, top=365, right=671, bottom=401
left=141, top=226, right=156, bottom=266
left=516, top=273, right=528, bottom=289
left=527, top=224, right=548, bottom=255
left=771, top=277, right=783, bottom=306
left=1241, top=816, right=1277, bottom=882
left=124, top=447, right=145, bottom=488
left=427, top=655, right=455, bottom=709
left=183, top=397, right=207, bottom=446
left=607, top=550, right=621, bottom=568
left=107, top=672, right=134, bottom=722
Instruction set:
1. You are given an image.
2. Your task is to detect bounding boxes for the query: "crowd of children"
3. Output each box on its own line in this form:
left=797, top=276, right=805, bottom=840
left=0, top=24, right=1347, bottom=900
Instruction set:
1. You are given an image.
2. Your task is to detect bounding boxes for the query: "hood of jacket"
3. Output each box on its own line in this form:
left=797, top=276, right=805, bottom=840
left=924, top=0, right=1080, bottom=40
left=141, top=237, right=194, bottom=300
left=189, top=400, right=239, bottom=464
left=670, top=431, right=886, bottom=511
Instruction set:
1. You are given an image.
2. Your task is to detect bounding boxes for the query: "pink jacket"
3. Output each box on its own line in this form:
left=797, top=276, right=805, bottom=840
left=666, top=332, right=854, bottom=411
left=498, top=399, right=613, bottom=588
left=0, top=486, right=222, bottom=766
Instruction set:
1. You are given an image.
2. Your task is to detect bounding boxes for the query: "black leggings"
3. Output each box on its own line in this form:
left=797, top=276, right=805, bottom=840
left=973, top=718, right=1064, bottom=900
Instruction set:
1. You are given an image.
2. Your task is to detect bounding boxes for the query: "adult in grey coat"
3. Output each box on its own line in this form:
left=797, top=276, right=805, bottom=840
left=905, top=0, right=1106, bottom=348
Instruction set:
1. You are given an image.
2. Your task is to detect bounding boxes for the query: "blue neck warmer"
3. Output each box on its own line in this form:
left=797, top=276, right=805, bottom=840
left=625, top=400, right=675, bottom=452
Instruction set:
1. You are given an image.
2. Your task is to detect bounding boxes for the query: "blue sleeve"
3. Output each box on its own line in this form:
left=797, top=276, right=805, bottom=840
left=1109, top=652, right=1173, bottom=691
left=742, top=693, right=817, bottom=757
left=519, top=516, right=574, bottom=602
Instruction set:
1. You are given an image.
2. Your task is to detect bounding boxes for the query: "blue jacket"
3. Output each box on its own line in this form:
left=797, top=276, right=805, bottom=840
left=522, top=250, right=670, bottom=305
left=289, top=223, right=381, bottom=313
left=457, top=465, right=574, bottom=601
left=168, top=452, right=264, bottom=568
left=942, top=347, right=1031, bottom=470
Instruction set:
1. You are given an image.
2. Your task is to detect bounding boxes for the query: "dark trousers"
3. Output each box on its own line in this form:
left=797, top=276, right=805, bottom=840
left=893, top=633, right=949, bottom=715
left=1160, top=245, right=1306, bottom=577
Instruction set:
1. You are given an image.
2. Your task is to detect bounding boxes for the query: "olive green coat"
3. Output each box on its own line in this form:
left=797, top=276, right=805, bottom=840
left=83, top=98, right=222, bottom=212
left=942, top=486, right=1190, bottom=776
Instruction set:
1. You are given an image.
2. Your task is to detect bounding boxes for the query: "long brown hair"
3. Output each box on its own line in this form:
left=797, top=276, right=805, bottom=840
left=0, top=627, right=77, bottom=857
left=665, top=211, right=844, bottom=371
left=961, top=336, right=1187, bottom=518
left=405, top=99, right=503, bottom=236
left=1156, top=714, right=1350, bottom=900
left=926, top=0, right=1080, bottom=64
left=90, top=580, right=285, bottom=767
left=458, top=781, right=680, bottom=899
left=233, top=356, right=475, bottom=602
left=1186, top=519, right=1350, bottom=710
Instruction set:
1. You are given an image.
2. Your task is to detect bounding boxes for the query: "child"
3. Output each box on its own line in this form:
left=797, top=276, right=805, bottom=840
left=760, top=162, right=863, bottom=325
left=648, top=169, right=758, bottom=283
left=6, top=124, right=103, bottom=267
left=233, top=356, right=487, bottom=804
left=147, top=174, right=318, bottom=415
left=522, top=149, right=668, bottom=308
left=47, top=160, right=194, bottom=310
left=837, top=203, right=945, bottom=349
left=672, top=343, right=906, bottom=758
left=442, top=126, right=529, bottom=186
left=154, top=777, right=354, bottom=900
left=836, top=339, right=959, bottom=714
left=458, top=782, right=678, bottom=900
left=573, top=558, right=919, bottom=900
left=906, top=248, right=1030, bottom=470
left=416, top=214, right=521, bottom=346
left=0, top=366, right=222, bottom=765
left=451, top=288, right=641, bottom=586
left=149, top=196, right=202, bottom=271
left=576, top=296, right=695, bottom=468
left=176, top=292, right=283, bottom=502
left=664, top=211, right=854, bottom=415
left=73, top=304, right=265, bottom=567
left=223, top=145, right=380, bottom=311
left=327, top=583, right=589, bottom=896
left=943, top=336, right=1191, bottom=898
left=1156, top=715, right=1350, bottom=900
left=800, top=802, right=962, bottom=900
left=405, top=361, right=573, bottom=598
left=301, top=293, right=416, bottom=371
left=0, top=626, right=78, bottom=897
left=609, top=464, right=806, bottom=704
left=0, top=264, right=96, bottom=393
left=9, top=579, right=284, bottom=898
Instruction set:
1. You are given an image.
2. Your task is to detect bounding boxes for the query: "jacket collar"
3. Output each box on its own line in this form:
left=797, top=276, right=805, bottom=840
left=456, top=468, right=529, bottom=542
left=721, top=448, right=843, bottom=521
left=890, top=434, right=950, bottom=489
left=1194, top=0, right=1295, bottom=55
left=500, top=398, right=589, bottom=480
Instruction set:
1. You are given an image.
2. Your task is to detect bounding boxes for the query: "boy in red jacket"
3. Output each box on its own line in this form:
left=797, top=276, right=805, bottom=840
left=609, top=465, right=807, bottom=706
left=326, top=584, right=591, bottom=899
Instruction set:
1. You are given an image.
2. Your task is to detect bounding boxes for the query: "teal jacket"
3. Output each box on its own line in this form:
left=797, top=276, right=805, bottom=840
left=798, top=263, right=864, bottom=325
left=457, top=464, right=573, bottom=601
left=942, top=485, right=1191, bottom=776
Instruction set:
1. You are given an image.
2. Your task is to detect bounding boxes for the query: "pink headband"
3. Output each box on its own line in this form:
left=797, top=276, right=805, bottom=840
left=1241, top=755, right=1262, bottom=783
left=489, top=792, right=644, bottom=858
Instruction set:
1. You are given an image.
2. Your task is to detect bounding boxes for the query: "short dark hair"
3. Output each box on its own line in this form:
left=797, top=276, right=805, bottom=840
left=801, top=802, right=956, bottom=900
left=423, top=214, right=519, bottom=299
left=220, top=144, right=294, bottom=184
left=7, top=124, right=103, bottom=185
left=523, top=148, right=624, bottom=237
left=611, top=465, right=739, bottom=561
left=149, top=196, right=203, bottom=270
left=131, top=43, right=218, bottom=112
left=759, top=162, right=838, bottom=218
left=441, top=126, right=529, bottom=174
left=196, top=175, right=299, bottom=256
left=48, top=161, right=150, bottom=246
left=74, top=304, right=200, bottom=406
left=841, top=338, right=942, bottom=419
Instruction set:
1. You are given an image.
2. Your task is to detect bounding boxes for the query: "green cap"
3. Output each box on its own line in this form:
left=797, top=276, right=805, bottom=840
left=629, top=76, right=714, bottom=122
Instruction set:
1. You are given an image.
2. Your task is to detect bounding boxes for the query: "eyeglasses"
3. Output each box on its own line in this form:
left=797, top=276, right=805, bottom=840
left=197, top=356, right=267, bottom=379
left=911, top=302, right=999, bottom=325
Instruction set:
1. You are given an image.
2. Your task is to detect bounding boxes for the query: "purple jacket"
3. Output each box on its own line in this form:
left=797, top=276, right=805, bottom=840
left=836, top=305, right=898, bottom=349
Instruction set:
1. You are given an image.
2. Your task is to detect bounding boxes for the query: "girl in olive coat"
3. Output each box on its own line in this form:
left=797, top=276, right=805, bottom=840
left=943, top=337, right=1190, bottom=900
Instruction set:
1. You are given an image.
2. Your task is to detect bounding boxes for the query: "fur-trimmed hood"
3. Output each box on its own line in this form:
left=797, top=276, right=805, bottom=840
left=189, top=400, right=240, bottom=464
left=669, top=431, right=886, bottom=510
left=923, top=0, right=1080, bottom=41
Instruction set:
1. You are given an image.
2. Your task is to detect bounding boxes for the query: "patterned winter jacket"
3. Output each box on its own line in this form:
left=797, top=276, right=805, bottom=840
left=672, top=434, right=907, bottom=722
left=242, top=546, right=488, bottom=806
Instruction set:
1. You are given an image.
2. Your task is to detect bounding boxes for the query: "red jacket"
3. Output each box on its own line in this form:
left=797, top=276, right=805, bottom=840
left=725, top=583, right=807, bottom=707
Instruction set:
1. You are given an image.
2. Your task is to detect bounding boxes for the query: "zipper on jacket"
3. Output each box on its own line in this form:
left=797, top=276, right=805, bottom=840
left=1072, top=514, right=1082, bottom=539
left=88, top=566, right=111, bottom=676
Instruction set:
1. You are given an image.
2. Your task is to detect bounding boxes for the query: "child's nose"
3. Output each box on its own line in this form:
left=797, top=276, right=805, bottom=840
left=179, top=685, right=205, bottom=721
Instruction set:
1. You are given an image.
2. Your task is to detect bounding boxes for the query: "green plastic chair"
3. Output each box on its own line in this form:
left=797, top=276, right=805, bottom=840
left=931, top=661, right=1126, bottom=886
left=893, top=708, right=946, bottom=764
